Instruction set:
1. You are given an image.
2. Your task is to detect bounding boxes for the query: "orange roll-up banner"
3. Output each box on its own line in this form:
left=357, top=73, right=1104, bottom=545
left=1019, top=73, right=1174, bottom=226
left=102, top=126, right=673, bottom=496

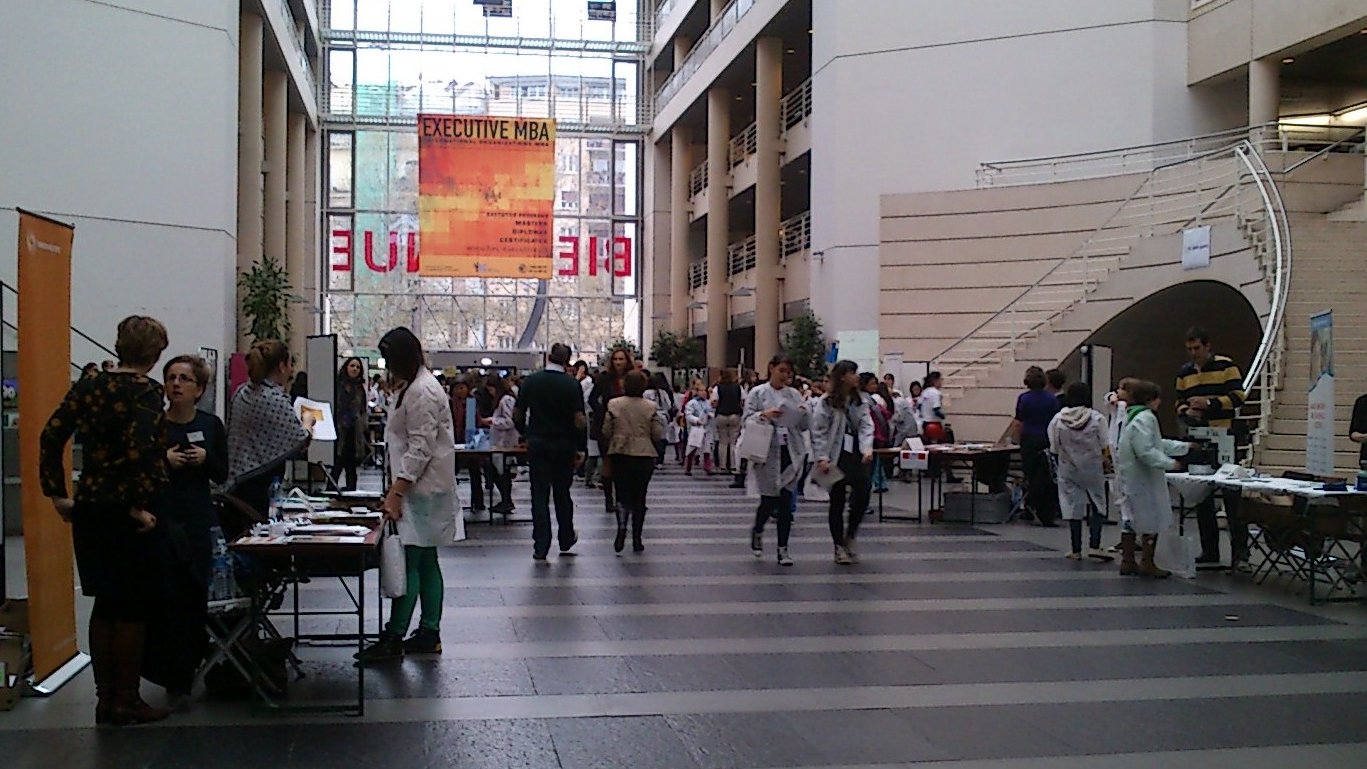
left=16, top=209, right=78, bottom=684
left=418, top=114, right=556, bottom=279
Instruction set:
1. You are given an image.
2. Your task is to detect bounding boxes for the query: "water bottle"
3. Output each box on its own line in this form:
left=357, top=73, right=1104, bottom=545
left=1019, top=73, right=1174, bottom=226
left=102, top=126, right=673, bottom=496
left=268, top=479, right=283, bottom=523
left=208, top=525, right=235, bottom=601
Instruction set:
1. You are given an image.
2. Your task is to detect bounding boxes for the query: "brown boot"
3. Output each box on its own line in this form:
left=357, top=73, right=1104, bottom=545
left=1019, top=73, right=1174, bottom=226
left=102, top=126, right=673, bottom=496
left=1139, top=534, right=1171, bottom=579
left=109, top=622, right=169, bottom=726
left=88, top=618, right=115, bottom=725
left=1118, top=532, right=1138, bottom=576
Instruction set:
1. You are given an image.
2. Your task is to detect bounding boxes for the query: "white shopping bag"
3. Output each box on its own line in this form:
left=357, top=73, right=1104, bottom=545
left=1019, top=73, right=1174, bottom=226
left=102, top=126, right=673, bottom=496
left=380, top=520, right=407, bottom=598
left=736, top=421, right=774, bottom=463
left=687, top=425, right=706, bottom=451
left=1156, top=514, right=1199, bottom=579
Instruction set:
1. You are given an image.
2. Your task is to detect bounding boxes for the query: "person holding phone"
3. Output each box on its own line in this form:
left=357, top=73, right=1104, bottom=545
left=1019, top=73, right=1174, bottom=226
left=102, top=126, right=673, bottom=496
left=40, top=316, right=171, bottom=726
left=143, top=355, right=228, bottom=709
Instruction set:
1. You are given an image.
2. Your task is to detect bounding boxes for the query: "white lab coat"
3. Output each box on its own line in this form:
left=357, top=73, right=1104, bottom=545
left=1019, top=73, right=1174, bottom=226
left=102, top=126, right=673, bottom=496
left=1048, top=407, right=1109, bottom=521
left=386, top=367, right=461, bottom=546
left=1116, top=407, right=1189, bottom=535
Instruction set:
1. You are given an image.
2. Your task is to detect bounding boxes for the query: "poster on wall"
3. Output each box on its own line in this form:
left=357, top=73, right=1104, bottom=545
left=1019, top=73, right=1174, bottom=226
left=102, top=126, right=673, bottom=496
left=1181, top=225, right=1211, bottom=271
left=837, top=330, right=879, bottom=380
left=1307, top=310, right=1335, bottom=476
left=418, top=114, right=556, bottom=279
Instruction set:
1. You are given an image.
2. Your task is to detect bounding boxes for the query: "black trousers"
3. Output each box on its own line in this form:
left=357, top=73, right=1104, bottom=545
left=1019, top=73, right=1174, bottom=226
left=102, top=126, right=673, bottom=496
left=1020, top=434, right=1059, bottom=524
left=828, top=453, right=871, bottom=545
left=752, top=446, right=794, bottom=547
left=610, top=455, right=656, bottom=516
left=464, top=459, right=487, bottom=510
left=529, top=451, right=576, bottom=556
left=332, top=429, right=362, bottom=490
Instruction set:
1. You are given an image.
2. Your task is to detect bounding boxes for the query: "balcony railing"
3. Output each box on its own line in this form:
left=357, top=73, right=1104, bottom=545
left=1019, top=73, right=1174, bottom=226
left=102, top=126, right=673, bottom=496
left=271, top=0, right=315, bottom=90
left=728, top=122, right=757, bottom=168
left=727, top=236, right=756, bottom=275
left=780, top=78, right=812, bottom=132
left=690, top=78, right=813, bottom=193
left=655, top=0, right=756, bottom=111
left=688, top=260, right=708, bottom=290
left=780, top=210, right=810, bottom=259
left=689, top=162, right=708, bottom=197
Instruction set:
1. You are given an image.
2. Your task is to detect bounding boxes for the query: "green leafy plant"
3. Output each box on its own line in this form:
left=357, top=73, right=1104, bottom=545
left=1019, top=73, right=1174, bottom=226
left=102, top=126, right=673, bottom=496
left=238, top=255, right=293, bottom=343
left=650, top=329, right=704, bottom=370
left=782, top=310, right=828, bottom=380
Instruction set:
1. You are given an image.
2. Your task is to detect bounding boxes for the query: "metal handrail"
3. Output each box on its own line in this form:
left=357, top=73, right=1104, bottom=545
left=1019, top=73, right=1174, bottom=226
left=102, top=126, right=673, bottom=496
left=655, top=0, right=756, bottom=111
left=780, top=210, right=811, bottom=258
left=727, top=236, right=757, bottom=275
left=1280, top=126, right=1366, bottom=176
left=688, top=260, right=708, bottom=289
left=934, top=143, right=1253, bottom=376
left=0, top=281, right=119, bottom=363
left=1234, top=144, right=1291, bottom=400
left=689, top=162, right=708, bottom=197
left=729, top=122, right=757, bottom=168
left=780, top=78, right=812, bottom=131
left=977, top=122, right=1362, bottom=187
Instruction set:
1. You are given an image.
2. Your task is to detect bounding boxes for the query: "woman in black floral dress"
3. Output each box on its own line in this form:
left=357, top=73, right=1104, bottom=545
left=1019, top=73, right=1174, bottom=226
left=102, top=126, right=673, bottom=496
left=40, top=315, right=171, bottom=726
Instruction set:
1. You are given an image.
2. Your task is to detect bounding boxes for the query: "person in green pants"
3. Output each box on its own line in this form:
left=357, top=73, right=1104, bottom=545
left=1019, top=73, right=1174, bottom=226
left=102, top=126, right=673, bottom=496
left=357, top=327, right=461, bottom=663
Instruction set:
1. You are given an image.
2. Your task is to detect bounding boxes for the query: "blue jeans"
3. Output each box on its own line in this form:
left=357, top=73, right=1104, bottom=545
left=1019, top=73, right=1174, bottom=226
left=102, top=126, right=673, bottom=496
left=529, top=451, right=576, bottom=556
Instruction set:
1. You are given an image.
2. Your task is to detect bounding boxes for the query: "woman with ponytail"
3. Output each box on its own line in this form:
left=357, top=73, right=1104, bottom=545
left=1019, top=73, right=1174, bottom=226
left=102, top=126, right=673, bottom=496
left=810, top=360, right=875, bottom=564
left=744, top=354, right=810, bottom=566
left=226, top=340, right=314, bottom=514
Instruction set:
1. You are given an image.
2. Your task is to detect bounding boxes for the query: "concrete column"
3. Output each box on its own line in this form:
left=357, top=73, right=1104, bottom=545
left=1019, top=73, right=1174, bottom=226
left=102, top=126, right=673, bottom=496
left=1249, top=56, right=1280, bottom=129
left=753, top=37, right=783, bottom=369
left=237, top=14, right=264, bottom=347
left=706, top=87, right=730, bottom=368
left=263, top=71, right=289, bottom=288
left=286, top=112, right=308, bottom=357
left=304, top=127, right=321, bottom=335
left=670, top=126, right=692, bottom=335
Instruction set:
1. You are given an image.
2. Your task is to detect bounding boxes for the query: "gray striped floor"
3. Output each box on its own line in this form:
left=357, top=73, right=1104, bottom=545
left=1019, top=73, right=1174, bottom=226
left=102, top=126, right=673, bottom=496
left=2, top=464, right=1365, bottom=768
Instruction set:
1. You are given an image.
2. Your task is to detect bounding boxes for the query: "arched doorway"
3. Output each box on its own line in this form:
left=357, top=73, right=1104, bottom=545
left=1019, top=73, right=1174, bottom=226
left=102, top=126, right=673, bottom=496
left=1059, top=280, right=1261, bottom=435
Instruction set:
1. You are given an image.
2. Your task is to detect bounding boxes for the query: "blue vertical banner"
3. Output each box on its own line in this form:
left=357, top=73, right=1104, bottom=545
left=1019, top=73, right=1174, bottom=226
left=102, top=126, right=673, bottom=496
left=1307, top=309, right=1335, bottom=476
left=588, top=1, right=616, bottom=21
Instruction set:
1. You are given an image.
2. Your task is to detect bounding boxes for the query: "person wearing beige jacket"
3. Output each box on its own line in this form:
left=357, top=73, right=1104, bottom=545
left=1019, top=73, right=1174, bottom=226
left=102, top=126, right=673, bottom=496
left=603, top=370, right=666, bottom=553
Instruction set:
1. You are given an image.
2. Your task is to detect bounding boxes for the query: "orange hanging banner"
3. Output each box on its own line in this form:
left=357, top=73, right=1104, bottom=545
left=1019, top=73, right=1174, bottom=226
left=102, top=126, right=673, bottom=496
left=417, top=114, right=556, bottom=279
left=15, top=209, right=79, bottom=687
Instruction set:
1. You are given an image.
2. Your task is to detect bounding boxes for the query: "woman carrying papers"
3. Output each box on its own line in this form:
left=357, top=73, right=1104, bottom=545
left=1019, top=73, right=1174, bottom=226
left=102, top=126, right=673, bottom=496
left=810, top=360, right=876, bottom=565
left=743, top=355, right=810, bottom=566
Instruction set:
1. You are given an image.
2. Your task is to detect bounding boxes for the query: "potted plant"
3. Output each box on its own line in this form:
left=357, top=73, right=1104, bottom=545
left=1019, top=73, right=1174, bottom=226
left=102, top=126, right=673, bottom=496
left=238, top=255, right=293, bottom=343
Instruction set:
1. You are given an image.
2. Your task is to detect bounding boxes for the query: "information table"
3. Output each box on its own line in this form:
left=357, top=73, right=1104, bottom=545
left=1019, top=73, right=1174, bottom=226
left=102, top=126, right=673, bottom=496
left=1167, top=470, right=1367, bottom=603
left=229, top=519, right=380, bottom=716
left=877, top=444, right=1017, bottom=525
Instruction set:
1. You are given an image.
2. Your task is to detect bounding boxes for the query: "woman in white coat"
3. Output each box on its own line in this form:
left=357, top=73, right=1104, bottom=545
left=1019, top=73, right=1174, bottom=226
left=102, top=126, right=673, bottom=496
left=744, top=355, right=809, bottom=566
left=358, top=327, right=460, bottom=662
left=810, top=360, right=875, bottom=565
left=485, top=372, right=520, bottom=516
left=1048, top=383, right=1114, bottom=563
left=1116, top=380, right=1189, bottom=578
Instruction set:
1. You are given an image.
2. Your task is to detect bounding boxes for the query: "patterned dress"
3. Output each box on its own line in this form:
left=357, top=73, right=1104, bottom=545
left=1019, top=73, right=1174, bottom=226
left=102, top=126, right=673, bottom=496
left=40, top=372, right=169, bottom=605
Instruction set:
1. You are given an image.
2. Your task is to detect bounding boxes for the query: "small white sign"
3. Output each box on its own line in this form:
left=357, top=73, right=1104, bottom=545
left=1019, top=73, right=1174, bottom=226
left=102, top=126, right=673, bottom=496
left=1182, top=225, right=1211, bottom=270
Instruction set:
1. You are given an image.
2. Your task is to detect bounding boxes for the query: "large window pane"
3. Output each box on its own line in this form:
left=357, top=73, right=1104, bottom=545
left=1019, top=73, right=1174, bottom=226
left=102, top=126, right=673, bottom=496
left=327, top=132, right=353, bottom=207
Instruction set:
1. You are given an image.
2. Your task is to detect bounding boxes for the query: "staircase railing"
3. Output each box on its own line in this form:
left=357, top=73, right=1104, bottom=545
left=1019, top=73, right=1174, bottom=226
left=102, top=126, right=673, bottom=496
left=0, top=282, right=119, bottom=374
left=933, top=142, right=1261, bottom=387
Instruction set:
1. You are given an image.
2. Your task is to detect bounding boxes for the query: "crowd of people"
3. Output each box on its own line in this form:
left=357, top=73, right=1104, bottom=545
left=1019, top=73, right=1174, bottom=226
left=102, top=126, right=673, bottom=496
left=35, top=312, right=1366, bottom=725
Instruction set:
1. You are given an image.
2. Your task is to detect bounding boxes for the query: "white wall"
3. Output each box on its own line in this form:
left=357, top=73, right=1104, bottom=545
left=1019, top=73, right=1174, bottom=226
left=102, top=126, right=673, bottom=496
left=808, top=0, right=1239, bottom=338
left=0, top=0, right=239, bottom=409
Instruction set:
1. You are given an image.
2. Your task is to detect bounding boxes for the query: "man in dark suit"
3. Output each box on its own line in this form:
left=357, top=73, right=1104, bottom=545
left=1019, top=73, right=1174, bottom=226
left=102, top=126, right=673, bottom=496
left=514, top=343, right=587, bottom=560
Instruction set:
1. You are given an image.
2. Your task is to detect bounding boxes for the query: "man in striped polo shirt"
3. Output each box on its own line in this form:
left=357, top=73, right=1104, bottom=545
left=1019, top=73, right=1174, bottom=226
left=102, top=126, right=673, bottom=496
left=1176, top=326, right=1247, bottom=565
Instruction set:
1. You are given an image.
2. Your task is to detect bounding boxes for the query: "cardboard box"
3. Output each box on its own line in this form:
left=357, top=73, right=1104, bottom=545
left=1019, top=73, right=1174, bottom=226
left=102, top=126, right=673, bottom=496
left=0, top=599, right=28, bottom=636
left=898, top=449, right=929, bottom=471
left=941, top=491, right=1013, bottom=524
left=0, top=634, right=29, bottom=712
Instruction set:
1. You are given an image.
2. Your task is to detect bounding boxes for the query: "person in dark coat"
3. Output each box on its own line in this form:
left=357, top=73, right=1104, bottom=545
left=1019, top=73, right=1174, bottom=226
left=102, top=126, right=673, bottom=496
left=143, top=355, right=228, bottom=709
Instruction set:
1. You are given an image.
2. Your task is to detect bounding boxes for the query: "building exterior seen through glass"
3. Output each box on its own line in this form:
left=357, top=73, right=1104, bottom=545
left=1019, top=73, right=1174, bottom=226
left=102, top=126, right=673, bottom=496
left=322, top=0, right=647, bottom=363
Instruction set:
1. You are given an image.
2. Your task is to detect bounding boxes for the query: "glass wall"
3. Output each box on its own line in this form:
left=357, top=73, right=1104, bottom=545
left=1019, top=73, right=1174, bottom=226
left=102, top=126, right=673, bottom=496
left=322, top=0, right=647, bottom=363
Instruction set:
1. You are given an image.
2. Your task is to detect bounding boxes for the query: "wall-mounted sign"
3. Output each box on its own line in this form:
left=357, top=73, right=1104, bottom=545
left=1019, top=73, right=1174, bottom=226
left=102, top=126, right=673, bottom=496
left=588, top=1, right=616, bottom=21
left=1181, top=224, right=1211, bottom=270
